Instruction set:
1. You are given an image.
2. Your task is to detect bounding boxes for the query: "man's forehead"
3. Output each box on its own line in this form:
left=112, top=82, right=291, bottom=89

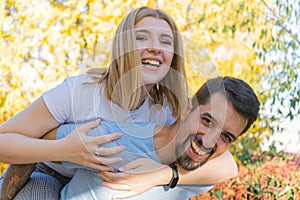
left=195, top=93, right=247, bottom=137
left=196, top=93, right=228, bottom=118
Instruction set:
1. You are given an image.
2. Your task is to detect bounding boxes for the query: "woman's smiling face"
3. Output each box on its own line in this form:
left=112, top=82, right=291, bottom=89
left=135, top=17, right=174, bottom=86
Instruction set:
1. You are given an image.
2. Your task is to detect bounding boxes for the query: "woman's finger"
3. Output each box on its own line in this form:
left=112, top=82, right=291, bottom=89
left=88, top=162, right=114, bottom=172
left=96, top=156, right=123, bottom=165
left=77, top=120, right=101, bottom=134
left=98, top=172, right=113, bottom=182
left=93, top=132, right=122, bottom=144
left=99, top=171, right=126, bottom=181
left=102, top=182, right=131, bottom=191
left=118, top=159, right=141, bottom=171
left=95, top=146, right=125, bottom=156
left=118, top=158, right=164, bottom=173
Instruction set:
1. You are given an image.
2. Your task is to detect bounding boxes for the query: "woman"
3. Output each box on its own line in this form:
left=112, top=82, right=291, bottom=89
left=0, top=7, right=236, bottom=199
left=0, top=6, right=187, bottom=199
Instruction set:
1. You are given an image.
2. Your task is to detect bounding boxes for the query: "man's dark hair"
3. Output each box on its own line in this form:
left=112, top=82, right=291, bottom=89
left=191, top=76, right=260, bottom=135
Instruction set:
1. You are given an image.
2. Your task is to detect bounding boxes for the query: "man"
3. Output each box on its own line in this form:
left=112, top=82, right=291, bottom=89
left=1, top=76, right=260, bottom=199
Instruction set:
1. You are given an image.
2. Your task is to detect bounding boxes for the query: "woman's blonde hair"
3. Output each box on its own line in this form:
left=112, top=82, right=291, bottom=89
left=88, top=7, right=188, bottom=118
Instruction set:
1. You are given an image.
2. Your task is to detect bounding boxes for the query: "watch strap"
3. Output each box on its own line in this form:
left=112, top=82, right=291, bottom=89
left=168, top=162, right=179, bottom=189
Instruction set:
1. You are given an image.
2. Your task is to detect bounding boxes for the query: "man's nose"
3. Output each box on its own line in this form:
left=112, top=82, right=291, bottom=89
left=201, top=129, right=221, bottom=149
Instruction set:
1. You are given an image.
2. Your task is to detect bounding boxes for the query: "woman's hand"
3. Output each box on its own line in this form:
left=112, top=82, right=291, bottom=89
left=98, top=158, right=172, bottom=199
left=60, top=120, right=125, bottom=171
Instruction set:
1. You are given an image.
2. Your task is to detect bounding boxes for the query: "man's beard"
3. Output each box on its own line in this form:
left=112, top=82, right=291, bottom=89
left=176, top=150, right=210, bottom=171
left=175, top=139, right=215, bottom=171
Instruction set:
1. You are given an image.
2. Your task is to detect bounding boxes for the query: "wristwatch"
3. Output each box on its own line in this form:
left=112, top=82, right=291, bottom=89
left=168, top=162, right=179, bottom=189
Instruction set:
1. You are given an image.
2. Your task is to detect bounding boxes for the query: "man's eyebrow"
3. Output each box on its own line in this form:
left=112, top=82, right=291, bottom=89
left=201, top=112, right=217, bottom=125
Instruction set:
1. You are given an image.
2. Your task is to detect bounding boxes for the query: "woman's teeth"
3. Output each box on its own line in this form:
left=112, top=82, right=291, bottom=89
left=142, top=59, right=160, bottom=67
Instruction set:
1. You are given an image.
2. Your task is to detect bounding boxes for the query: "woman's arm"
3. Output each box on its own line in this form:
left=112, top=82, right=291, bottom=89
left=0, top=97, right=123, bottom=170
left=0, top=120, right=124, bottom=200
left=99, top=150, right=237, bottom=199
left=0, top=97, right=62, bottom=163
left=177, top=150, right=238, bottom=184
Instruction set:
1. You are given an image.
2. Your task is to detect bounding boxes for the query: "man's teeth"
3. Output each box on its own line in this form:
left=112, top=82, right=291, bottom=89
left=191, top=140, right=207, bottom=156
left=142, top=59, right=160, bottom=66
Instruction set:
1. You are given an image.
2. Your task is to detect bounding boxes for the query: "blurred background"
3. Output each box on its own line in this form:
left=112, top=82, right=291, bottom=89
left=0, top=0, right=299, bottom=199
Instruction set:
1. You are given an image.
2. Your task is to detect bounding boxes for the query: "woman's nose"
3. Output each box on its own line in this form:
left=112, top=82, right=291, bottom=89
left=147, top=40, right=161, bottom=54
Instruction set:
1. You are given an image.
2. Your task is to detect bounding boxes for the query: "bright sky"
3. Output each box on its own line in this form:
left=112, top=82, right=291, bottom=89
left=262, top=117, right=300, bottom=153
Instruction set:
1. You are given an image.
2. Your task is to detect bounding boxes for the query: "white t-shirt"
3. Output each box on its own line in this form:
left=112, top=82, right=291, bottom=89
left=42, top=74, right=176, bottom=177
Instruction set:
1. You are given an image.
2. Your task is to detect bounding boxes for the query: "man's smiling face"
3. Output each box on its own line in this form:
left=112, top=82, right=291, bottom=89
left=175, top=93, right=248, bottom=171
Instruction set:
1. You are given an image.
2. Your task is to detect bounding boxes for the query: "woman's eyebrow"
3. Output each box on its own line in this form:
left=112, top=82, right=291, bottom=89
left=161, top=33, right=173, bottom=40
left=135, top=29, right=173, bottom=39
left=135, top=29, right=150, bottom=34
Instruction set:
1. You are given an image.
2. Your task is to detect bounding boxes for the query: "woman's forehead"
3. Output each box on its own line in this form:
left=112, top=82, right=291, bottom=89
left=135, top=17, right=172, bottom=32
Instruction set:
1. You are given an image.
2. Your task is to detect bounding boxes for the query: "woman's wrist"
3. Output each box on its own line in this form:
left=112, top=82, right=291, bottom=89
left=155, top=165, right=173, bottom=185
left=51, top=138, right=69, bottom=162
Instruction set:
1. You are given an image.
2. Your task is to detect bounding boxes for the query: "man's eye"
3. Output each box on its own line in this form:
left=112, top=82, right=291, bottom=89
left=221, top=133, right=234, bottom=143
left=201, top=117, right=212, bottom=127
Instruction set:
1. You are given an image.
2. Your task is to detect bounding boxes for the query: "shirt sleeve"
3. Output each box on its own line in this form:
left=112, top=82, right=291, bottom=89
left=42, top=77, right=73, bottom=123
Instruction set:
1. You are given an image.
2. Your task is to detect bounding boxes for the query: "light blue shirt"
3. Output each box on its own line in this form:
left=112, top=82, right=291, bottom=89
left=57, top=120, right=213, bottom=200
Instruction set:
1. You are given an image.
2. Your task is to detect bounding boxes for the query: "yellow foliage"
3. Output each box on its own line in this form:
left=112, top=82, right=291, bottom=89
left=0, top=162, right=7, bottom=175
left=0, top=1, right=276, bottom=150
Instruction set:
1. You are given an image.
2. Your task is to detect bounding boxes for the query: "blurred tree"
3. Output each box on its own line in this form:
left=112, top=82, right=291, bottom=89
left=257, top=0, right=300, bottom=121
left=0, top=0, right=299, bottom=164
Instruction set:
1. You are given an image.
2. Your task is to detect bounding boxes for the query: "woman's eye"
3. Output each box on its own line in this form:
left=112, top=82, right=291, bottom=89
left=161, top=40, right=172, bottom=45
left=136, top=36, right=147, bottom=41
